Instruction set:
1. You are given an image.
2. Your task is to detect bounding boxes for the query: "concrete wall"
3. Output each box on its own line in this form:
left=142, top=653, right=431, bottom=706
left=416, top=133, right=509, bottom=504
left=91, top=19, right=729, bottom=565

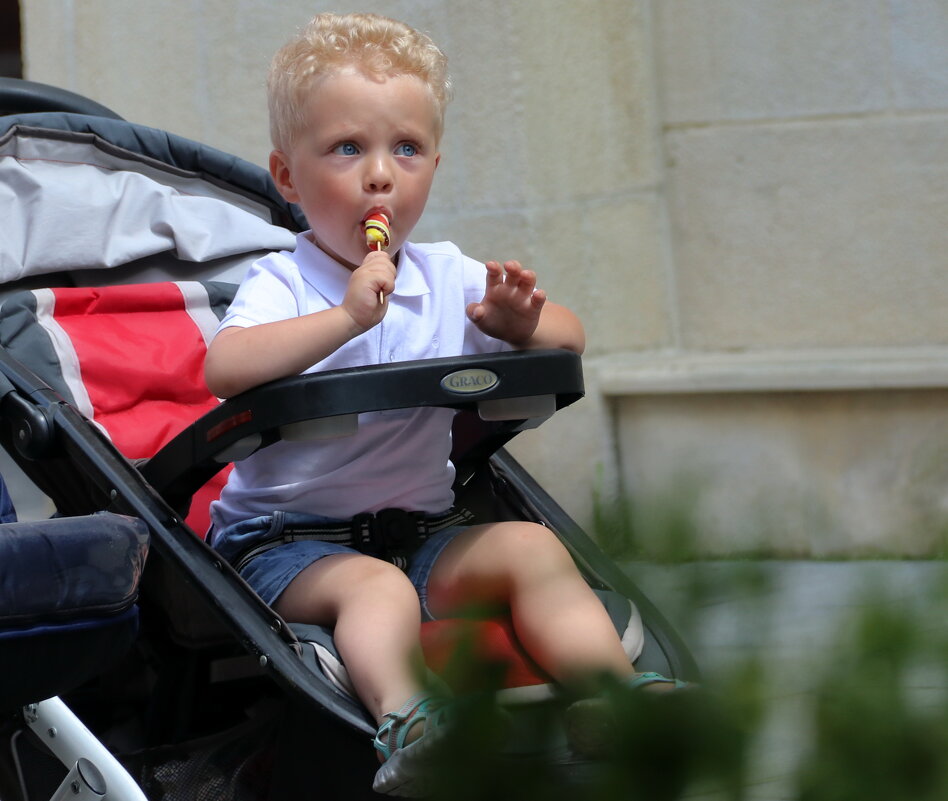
left=608, top=1, right=948, bottom=555
left=17, top=1, right=948, bottom=554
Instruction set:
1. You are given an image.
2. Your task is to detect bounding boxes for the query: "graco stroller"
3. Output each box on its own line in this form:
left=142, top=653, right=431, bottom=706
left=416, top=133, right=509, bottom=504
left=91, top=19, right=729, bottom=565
left=0, top=78, right=698, bottom=800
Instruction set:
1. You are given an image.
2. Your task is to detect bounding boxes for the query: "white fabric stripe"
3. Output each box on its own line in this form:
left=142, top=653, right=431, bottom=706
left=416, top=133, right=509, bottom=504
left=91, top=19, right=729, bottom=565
left=175, top=281, right=221, bottom=349
left=495, top=683, right=556, bottom=705
left=621, top=599, right=645, bottom=663
left=32, top=288, right=99, bottom=424
left=308, top=642, right=356, bottom=697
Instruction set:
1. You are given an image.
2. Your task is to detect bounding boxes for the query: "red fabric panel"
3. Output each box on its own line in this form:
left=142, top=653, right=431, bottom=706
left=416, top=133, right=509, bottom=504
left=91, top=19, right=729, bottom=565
left=420, top=618, right=549, bottom=691
left=51, top=285, right=227, bottom=536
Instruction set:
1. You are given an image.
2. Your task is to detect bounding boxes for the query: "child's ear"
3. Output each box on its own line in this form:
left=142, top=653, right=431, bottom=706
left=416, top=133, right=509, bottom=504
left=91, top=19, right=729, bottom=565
left=269, top=150, right=299, bottom=203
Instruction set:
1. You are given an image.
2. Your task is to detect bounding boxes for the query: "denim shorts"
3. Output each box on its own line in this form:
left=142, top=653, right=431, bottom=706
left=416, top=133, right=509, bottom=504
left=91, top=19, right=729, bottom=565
left=210, top=510, right=469, bottom=621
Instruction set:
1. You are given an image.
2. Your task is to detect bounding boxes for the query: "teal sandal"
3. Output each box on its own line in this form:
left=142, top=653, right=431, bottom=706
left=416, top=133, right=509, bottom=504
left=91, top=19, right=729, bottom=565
left=626, top=671, right=691, bottom=691
left=372, top=694, right=451, bottom=797
left=565, top=672, right=693, bottom=758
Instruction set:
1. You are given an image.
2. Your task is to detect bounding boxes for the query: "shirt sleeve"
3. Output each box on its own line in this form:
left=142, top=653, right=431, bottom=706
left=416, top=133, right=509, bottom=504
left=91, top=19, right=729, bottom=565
left=216, top=251, right=302, bottom=333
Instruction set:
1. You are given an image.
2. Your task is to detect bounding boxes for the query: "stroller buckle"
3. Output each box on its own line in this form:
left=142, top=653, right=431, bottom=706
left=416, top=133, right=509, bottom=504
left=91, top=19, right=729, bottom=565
left=352, top=509, right=422, bottom=558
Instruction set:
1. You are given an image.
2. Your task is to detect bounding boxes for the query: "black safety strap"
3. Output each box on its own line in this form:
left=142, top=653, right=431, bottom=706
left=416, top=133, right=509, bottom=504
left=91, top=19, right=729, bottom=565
left=232, top=507, right=474, bottom=572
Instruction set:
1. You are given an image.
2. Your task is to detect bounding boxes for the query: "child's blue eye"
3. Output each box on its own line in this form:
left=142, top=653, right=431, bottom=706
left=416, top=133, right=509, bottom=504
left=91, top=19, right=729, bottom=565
left=334, top=143, right=359, bottom=156
left=395, top=143, right=417, bottom=157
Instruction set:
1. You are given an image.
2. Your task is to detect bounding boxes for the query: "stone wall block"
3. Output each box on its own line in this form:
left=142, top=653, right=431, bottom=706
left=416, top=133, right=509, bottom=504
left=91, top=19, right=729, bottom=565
left=76, top=3, right=205, bottom=138
left=427, top=2, right=529, bottom=213
left=614, top=390, right=948, bottom=557
left=506, top=369, right=611, bottom=531
left=668, top=118, right=948, bottom=349
left=512, top=0, right=657, bottom=202
left=657, top=0, right=890, bottom=123
left=413, top=208, right=531, bottom=270
left=556, top=199, right=671, bottom=355
left=890, top=0, right=948, bottom=109
left=20, top=3, right=72, bottom=90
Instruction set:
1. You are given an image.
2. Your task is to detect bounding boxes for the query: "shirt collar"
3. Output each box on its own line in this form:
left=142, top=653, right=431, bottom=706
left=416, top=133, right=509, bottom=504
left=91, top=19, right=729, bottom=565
left=295, top=232, right=431, bottom=306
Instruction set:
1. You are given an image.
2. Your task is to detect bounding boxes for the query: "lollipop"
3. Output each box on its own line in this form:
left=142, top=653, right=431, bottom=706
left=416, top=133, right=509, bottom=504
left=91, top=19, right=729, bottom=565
left=364, top=212, right=391, bottom=251
left=364, top=212, right=391, bottom=304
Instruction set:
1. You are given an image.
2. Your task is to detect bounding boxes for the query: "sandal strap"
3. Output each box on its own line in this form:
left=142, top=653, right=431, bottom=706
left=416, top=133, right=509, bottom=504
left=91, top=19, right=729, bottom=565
left=627, top=671, right=690, bottom=691
left=373, top=694, right=443, bottom=762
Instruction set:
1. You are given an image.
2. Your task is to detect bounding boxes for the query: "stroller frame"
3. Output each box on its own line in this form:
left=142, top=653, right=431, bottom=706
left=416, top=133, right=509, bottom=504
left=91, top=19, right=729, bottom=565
left=0, top=79, right=697, bottom=800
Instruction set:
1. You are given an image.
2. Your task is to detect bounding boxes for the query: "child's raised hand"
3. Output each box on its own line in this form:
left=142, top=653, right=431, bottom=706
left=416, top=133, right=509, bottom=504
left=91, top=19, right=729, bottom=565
left=343, top=250, right=396, bottom=331
left=466, top=260, right=546, bottom=346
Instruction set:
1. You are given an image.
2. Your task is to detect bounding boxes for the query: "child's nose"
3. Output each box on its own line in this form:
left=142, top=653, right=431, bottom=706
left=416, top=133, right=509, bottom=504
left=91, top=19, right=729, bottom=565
left=365, top=155, right=393, bottom=193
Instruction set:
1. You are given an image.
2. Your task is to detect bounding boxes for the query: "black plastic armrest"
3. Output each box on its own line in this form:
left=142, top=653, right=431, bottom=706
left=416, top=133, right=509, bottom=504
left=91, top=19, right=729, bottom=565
left=141, top=349, right=583, bottom=511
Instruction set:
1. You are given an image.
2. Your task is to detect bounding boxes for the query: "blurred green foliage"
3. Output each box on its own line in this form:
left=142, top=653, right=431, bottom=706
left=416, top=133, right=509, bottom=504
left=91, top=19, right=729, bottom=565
left=422, top=496, right=948, bottom=801
left=795, top=593, right=948, bottom=801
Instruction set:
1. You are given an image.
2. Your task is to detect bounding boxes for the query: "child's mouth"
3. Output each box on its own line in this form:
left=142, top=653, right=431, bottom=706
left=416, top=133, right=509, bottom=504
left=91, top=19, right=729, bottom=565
left=362, top=209, right=392, bottom=226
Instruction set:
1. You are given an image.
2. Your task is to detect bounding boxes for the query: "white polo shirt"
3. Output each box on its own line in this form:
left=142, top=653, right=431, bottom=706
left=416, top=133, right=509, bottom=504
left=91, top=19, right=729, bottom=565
left=209, top=233, right=508, bottom=528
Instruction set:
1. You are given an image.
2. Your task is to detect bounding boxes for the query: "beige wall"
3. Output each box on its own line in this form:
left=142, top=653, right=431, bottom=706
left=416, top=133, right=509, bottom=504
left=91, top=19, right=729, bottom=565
left=20, top=1, right=948, bottom=554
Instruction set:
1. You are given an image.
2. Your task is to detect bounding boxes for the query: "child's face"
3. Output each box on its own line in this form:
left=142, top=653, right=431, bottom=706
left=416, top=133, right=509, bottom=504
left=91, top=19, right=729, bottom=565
left=270, top=67, right=441, bottom=270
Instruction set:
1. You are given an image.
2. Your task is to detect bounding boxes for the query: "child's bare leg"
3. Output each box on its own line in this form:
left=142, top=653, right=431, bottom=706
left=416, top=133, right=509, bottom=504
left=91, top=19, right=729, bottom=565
left=273, top=553, right=426, bottom=723
left=427, top=522, right=634, bottom=685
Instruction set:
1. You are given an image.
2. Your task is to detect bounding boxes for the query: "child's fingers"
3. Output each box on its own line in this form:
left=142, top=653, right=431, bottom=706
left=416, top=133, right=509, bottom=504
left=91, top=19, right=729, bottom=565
left=502, top=261, right=537, bottom=292
left=466, top=301, right=485, bottom=322
left=485, top=260, right=504, bottom=286
left=376, top=275, right=394, bottom=302
left=501, top=260, right=523, bottom=281
left=361, top=252, right=396, bottom=281
left=365, top=271, right=393, bottom=301
left=485, top=260, right=544, bottom=316
left=347, top=253, right=396, bottom=320
left=515, top=269, right=538, bottom=293
left=362, top=249, right=394, bottom=266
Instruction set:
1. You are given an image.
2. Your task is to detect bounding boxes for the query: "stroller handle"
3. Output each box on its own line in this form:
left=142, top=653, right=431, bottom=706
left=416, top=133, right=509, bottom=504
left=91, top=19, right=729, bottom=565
left=0, top=77, right=124, bottom=119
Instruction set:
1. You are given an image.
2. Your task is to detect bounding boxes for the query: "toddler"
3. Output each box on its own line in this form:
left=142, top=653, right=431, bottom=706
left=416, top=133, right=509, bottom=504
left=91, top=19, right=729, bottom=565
left=206, top=12, right=680, bottom=796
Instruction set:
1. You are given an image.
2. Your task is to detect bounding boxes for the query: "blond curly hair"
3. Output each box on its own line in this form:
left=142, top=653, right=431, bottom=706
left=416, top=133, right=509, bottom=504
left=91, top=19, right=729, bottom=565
left=268, top=12, right=452, bottom=151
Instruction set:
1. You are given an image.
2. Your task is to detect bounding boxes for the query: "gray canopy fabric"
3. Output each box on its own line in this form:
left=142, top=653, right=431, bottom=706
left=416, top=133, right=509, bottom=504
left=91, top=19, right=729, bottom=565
left=0, top=114, right=302, bottom=287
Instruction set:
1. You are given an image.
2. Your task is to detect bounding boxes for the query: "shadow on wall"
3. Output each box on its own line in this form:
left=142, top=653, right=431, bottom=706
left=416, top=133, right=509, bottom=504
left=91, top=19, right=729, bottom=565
left=0, top=2, right=21, bottom=79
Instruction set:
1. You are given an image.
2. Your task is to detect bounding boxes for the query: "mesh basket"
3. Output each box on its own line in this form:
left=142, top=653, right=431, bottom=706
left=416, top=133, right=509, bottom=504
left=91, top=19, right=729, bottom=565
left=121, top=713, right=278, bottom=801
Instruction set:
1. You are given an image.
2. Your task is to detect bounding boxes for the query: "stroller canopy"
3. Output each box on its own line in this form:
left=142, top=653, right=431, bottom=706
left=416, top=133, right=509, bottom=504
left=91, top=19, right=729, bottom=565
left=0, top=113, right=305, bottom=289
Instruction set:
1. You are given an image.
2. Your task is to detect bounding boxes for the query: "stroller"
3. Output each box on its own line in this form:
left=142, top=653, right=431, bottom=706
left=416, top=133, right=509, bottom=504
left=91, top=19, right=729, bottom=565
left=0, top=77, right=698, bottom=800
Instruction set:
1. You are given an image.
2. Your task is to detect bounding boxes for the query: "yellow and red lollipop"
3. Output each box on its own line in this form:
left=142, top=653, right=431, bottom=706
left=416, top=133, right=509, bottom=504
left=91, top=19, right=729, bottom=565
left=364, top=213, right=391, bottom=304
left=364, top=212, right=391, bottom=252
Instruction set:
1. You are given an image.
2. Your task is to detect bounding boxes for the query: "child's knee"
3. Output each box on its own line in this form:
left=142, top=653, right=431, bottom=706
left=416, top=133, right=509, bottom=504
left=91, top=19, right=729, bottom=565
left=350, top=557, right=418, bottom=601
left=501, top=522, right=573, bottom=570
left=275, top=553, right=416, bottom=622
